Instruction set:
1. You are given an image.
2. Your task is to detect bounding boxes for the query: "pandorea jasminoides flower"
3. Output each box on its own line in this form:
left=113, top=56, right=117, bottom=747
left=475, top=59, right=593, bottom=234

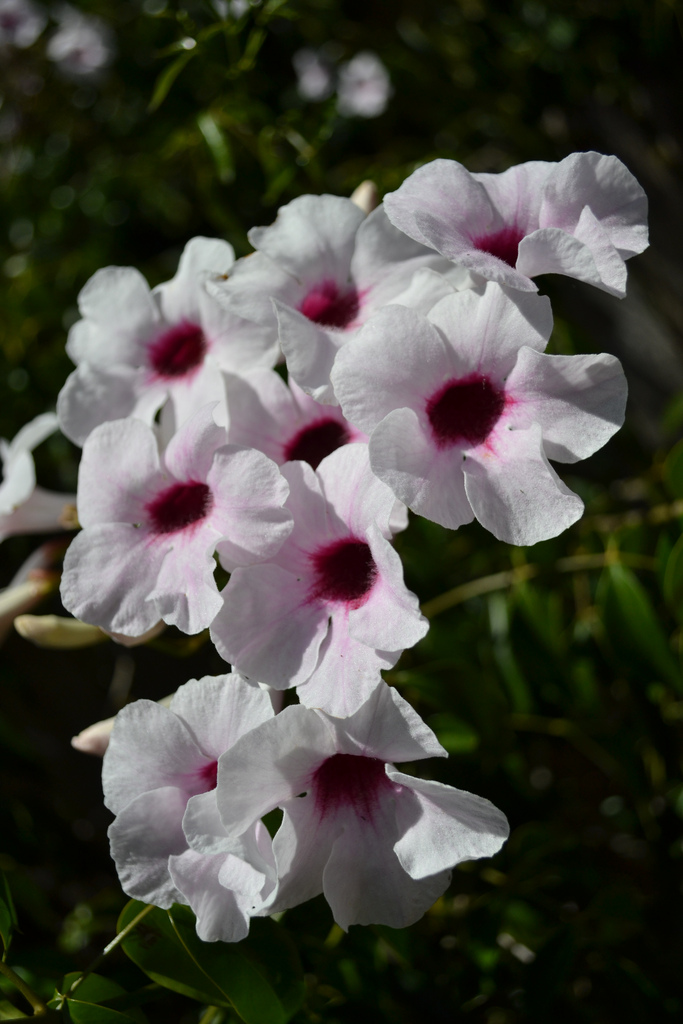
left=293, top=48, right=334, bottom=101
left=224, top=368, right=367, bottom=470
left=331, top=284, right=627, bottom=545
left=383, top=152, right=648, bottom=297
left=0, top=0, right=46, bottom=48
left=211, top=444, right=427, bottom=715
left=61, top=405, right=292, bottom=637
left=58, top=237, right=278, bottom=445
left=336, top=52, right=393, bottom=119
left=104, top=674, right=277, bottom=942
left=1, top=412, right=76, bottom=542
left=46, top=6, right=114, bottom=76
left=210, top=195, right=468, bottom=403
left=210, top=683, right=509, bottom=930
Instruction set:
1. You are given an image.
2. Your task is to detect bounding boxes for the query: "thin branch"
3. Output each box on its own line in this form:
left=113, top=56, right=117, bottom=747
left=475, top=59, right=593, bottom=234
left=582, top=498, right=683, bottom=534
left=63, top=904, right=155, bottom=1001
left=0, top=958, right=48, bottom=1016
left=421, top=550, right=656, bottom=619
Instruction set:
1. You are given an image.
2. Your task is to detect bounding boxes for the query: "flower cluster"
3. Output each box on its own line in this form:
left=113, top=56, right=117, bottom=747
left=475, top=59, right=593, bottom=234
left=4, top=151, right=647, bottom=938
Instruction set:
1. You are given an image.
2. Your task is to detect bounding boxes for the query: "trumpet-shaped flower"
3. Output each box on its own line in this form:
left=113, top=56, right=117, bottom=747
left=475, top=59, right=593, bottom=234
left=103, top=674, right=277, bottom=942
left=58, top=237, right=278, bottom=445
left=331, top=284, right=627, bottom=545
left=211, top=683, right=509, bottom=930
left=224, top=368, right=367, bottom=470
left=210, top=444, right=427, bottom=715
left=383, top=152, right=648, bottom=297
left=210, top=195, right=469, bottom=403
left=61, top=405, right=292, bottom=637
left=1, top=412, right=75, bottom=542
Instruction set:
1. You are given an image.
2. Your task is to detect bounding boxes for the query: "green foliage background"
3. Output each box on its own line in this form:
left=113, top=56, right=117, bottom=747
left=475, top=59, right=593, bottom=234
left=2, top=0, right=683, bottom=1021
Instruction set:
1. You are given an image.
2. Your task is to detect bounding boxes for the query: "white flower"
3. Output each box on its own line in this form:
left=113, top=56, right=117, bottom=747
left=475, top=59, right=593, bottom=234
left=337, top=52, right=392, bottom=119
left=47, top=6, right=115, bottom=77
left=0, top=0, right=46, bottom=48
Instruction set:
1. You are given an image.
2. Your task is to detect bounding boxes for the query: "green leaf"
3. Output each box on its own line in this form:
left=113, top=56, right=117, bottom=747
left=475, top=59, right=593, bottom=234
left=664, top=439, right=683, bottom=499
left=50, top=975, right=147, bottom=1024
left=664, top=534, right=683, bottom=620
left=0, top=873, right=18, bottom=954
left=197, top=113, right=235, bottom=184
left=599, top=563, right=682, bottom=692
left=64, top=1001, right=136, bottom=1023
left=148, top=51, right=198, bottom=112
left=118, top=901, right=303, bottom=1024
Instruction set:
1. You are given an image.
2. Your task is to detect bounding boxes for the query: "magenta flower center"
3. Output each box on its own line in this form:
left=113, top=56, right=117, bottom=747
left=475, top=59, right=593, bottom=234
left=198, top=759, right=218, bottom=791
left=310, top=537, right=376, bottom=605
left=313, top=753, right=393, bottom=820
left=299, top=280, right=360, bottom=329
left=427, top=374, right=505, bottom=448
left=146, top=481, right=212, bottom=534
left=147, top=321, right=207, bottom=378
left=283, top=419, right=351, bottom=470
left=471, top=225, right=525, bottom=268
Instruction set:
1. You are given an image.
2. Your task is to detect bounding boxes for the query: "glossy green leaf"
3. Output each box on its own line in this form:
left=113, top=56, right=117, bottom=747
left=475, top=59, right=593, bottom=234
left=50, top=975, right=147, bottom=1024
left=197, top=113, right=235, bottom=184
left=118, top=901, right=303, bottom=1024
left=0, top=874, right=17, bottom=954
left=599, top=563, right=682, bottom=691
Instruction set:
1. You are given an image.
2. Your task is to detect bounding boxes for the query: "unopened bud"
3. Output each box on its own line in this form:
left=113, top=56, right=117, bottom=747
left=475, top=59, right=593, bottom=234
left=350, top=180, right=379, bottom=214
left=15, top=613, right=107, bottom=649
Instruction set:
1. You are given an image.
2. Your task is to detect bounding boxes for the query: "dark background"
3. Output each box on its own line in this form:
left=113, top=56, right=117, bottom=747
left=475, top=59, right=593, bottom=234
left=2, top=1, right=683, bottom=1021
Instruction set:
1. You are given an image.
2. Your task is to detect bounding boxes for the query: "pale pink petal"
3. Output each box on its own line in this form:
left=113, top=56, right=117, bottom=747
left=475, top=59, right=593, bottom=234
left=224, top=369, right=299, bottom=461
left=156, top=237, right=236, bottom=325
left=72, top=266, right=159, bottom=366
left=268, top=797, right=336, bottom=913
left=390, top=770, right=510, bottom=878
left=297, top=612, right=392, bottom=717
left=57, top=364, right=145, bottom=446
left=216, top=705, right=335, bottom=836
left=76, top=418, right=162, bottom=528
left=61, top=524, right=162, bottom=635
left=350, top=204, right=439, bottom=285
left=147, top=531, right=223, bottom=634
left=171, top=672, right=273, bottom=761
left=473, top=161, right=553, bottom=234
left=427, top=285, right=552, bottom=381
left=383, top=159, right=495, bottom=252
left=210, top=563, right=328, bottom=686
left=539, top=151, right=648, bottom=256
left=108, top=787, right=187, bottom=908
left=329, top=682, right=446, bottom=762
left=168, top=849, right=252, bottom=942
left=316, top=444, right=396, bottom=539
left=369, top=408, right=474, bottom=530
left=348, top=524, right=427, bottom=651
left=331, top=304, right=450, bottom=434
left=166, top=357, right=229, bottom=432
left=208, top=447, right=292, bottom=570
left=207, top=251, right=297, bottom=327
left=162, top=403, right=227, bottom=482
left=102, top=699, right=206, bottom=814
left=276, top=460, right=337, bottom=566
left=323, top=805, right=451, bottom=930
left=7, top=412, right=58, bottom=456
left=1, top=487, right=75, bottom=541
left=275, top=299, right=340, bottom=405
left=248, top=194, right=365, bottom=284
left=463, top=422, right=584, bottom=544
left=505, top=348, right=627, bottom=463
left=517, top=225, right=624, bottom=297
left=199, top=289, right=280, bottom=373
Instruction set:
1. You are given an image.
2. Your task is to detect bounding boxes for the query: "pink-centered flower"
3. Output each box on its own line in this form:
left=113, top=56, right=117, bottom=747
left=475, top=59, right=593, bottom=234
left=383, top=152, right=648, bottom=298
left=103, top=674, right=277, bottom=942
left=61, top=405, right=293, bottom=637
left=210, top=683, right=509, bottom=930
left=209, top=194, right=469, bottom=403
left=210, top=444, right=427, bottom=716
left=1, top=412, right=75, bottom=543
left=331, top=284, right=628, bottom=545
left=224, top=367, right=367, bottom=470
left=58, top=236, right=278, bottom=446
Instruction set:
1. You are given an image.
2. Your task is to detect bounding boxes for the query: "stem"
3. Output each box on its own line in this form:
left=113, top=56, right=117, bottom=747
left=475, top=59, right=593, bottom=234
left=582, top=498, right=683, bottom=534
left=0, top=958, right=48, bottom=1016
left=421, top=550, right=656, bottom=619
left=64, top=904, right=155, bottom=1000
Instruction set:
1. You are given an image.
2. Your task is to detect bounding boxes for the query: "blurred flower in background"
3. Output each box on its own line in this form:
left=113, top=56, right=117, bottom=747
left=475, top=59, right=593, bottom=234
left=46, top=5, right=115, bottom=78
left=0, top=0, right=46, bottom=49
left=293, top=47, right=334, bottom=102
left=336, top=51, right=392, bottom=118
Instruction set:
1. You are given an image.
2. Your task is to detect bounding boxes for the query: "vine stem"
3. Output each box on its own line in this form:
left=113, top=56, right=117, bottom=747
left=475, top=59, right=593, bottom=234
left=61, top=903, right=155, bottom=1002
left=421, top=550, right=656, bottom=619
left=0, top=958, right=48, bottom=1016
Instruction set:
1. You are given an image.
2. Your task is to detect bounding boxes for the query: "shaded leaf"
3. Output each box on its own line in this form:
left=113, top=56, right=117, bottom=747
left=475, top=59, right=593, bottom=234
left=0, top=874, right=17, bottom=955
left=118, top=901, right=303, bottom=1024
left=664, top=439, right=683, bottom=500
left=149, top=51, right=198, bottom=112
